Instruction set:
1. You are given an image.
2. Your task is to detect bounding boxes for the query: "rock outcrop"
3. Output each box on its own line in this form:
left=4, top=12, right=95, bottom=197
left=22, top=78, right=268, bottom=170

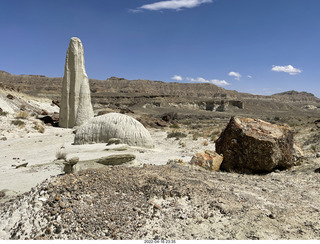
left=74, top=113, right=154, bottom=148
left=215, top=117, right=294, bottom=174
left=59, top=37, right=94, bottom=128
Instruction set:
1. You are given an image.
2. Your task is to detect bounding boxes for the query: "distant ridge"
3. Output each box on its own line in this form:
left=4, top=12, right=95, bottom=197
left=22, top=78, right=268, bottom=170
left=272, top=90, right=319, bottom=102
left=0, top=71, right=319, bottom=103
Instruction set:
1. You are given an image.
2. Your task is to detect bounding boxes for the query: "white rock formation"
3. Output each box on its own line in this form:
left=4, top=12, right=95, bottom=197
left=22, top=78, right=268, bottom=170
left=74, top=113, right=154, bottom=148
left=59, top=37, right=94, bottom=128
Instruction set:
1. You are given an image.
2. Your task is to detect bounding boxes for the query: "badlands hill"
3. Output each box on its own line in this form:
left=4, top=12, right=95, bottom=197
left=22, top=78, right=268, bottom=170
left=0, top=71, right=319, bottom=118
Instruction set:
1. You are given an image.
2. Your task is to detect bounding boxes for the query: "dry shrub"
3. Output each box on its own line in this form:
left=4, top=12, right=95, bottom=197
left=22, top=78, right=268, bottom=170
left=167, top=131, right=187, bottom=139
left=179, top=140, right=186, bottom=147
left=15, top=111, right=29, bottom=119
left=167, top=158, right=185, bottom=165
left=56, top=149, right=67, bottom=161
left=33, top=121, right=45, bottom=133
left=11, top=119, right=25, bottom=127
left=192, top=132, right=203, bottom=140
left=210, top=129, right=221, bottom=141
left=311, top=144, right=317, bottom=153
left=203, top=140, right=209, bottom=146
left=0, top=111, right=8, bottom=116
left=169, top=123, right=180, bottom=129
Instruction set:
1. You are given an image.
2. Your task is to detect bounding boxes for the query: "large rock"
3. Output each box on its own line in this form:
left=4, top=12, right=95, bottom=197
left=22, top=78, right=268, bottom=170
left=216, top=117, right=294, bottom=174
left=190, top=150, right=223, bottom=171
left=97, top=154, right=136, bottom=166
left=74, top=113, right=154, bottom=148
left=63, top=157, right=79, bottom=174
left=59, top=37, right=94, bottom=128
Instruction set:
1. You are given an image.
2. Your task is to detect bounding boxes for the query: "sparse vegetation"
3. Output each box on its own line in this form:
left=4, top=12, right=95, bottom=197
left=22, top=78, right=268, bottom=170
left=180, top=119, right=192, bottom=125
left=191, top=124, right=203, bottom=129
left=0, top=111, right=8, bottom=116
left=11, top=119, right=25, bottom=127
left=311, top=144, right=317, bottom=153
left=15, top=111, right=29, bottom=119
left=210, top=130, right=221, bottom=141
left=167, top=131, right=187, bottom=139
left=161, top=112, right=178, bottom=122
left=192, top=132, right=203, bottom=140
left=56, top=148, right=67, bottom=161
left=169, top=124, right=180, bottom=129
left=33, top=121, right=45, bottom=133
left=178, top=140, right=186, bottom=147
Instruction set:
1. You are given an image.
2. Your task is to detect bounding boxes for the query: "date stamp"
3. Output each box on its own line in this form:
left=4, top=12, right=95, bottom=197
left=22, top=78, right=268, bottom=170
left=144, top=240, right=176, bottom=244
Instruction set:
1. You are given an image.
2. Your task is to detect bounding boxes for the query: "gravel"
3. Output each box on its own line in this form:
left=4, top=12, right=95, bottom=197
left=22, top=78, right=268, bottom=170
left=1, top=160, right=320, bottom=240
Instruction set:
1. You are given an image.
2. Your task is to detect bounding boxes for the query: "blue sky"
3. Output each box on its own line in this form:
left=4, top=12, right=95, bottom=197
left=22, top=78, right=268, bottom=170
left=0, top=0, right=319, bottom=97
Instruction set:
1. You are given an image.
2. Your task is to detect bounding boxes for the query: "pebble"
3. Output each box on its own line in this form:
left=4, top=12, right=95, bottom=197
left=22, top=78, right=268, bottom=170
left=45, top=227, right=52, bottom=235
left=154, top=204, right=161, bottom=210
left=38, top=197, right=47, bottom=202
left=268, top=214, right=276, bottom=219
left=55, top=226, right=62, bottom=234
left=59, top=201, right=66, bottom=209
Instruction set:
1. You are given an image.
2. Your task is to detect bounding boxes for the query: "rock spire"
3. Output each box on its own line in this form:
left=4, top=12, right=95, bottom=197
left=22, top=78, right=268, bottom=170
left=59, top=37, right=94, bottom=128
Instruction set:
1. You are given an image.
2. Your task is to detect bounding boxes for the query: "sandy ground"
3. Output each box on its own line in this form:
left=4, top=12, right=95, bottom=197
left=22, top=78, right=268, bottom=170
left=0, top=116, right=214, bottom=202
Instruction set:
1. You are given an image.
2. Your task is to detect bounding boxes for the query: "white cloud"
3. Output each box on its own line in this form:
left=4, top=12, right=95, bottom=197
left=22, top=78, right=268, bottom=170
left=170, top=75, right=230, bottom=86
left=129, top=9, right=143, bottom=13
left=138, top=0, right=213, bottom=11
left=271, top=65, right=302, bottom=75
left=228, top=71, right=242, bottom=80
left=247, top=75, right=252, bottom=78
left=186, top=77, right=230, bottom=86
left=171, top=75, right=183, bottom=81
